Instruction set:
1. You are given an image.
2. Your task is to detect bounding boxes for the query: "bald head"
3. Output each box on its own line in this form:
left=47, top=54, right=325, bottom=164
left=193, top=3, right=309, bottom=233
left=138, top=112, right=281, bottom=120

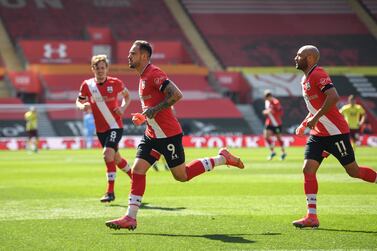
left=295, top=45, right=320, bottom=74
left=299, top=45, right=320, bottom=63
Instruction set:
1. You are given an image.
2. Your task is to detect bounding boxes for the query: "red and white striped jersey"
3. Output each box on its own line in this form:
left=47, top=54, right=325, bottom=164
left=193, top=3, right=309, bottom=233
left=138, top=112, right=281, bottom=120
left=79, top=77, right=125, bottom=133
left=301, top=66, right=349, bottom=136
left=264, top=97, right=282, bottom=127
left=139, top=64, right=182, bottom=138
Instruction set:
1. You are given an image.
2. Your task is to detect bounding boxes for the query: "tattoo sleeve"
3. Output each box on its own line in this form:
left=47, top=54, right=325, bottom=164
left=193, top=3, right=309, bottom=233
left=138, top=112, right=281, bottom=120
left=154, top=82, right=182, bottom=113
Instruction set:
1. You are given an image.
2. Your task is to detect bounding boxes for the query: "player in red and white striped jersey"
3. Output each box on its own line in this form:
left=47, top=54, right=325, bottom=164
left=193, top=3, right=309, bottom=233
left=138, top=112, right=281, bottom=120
left=76, top=55, right=132, bottom=203
left=105, top=40, right=245, bottom=231
left=262, top=90, right=286, bottom=160
left=292, top=45, right=377, bottom=229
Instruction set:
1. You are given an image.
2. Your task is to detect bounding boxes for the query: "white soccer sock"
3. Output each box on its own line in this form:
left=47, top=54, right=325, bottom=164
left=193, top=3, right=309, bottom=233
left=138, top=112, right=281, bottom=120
left=127, top=194, right=142, bottom=219
left=127, top=205, right=139, bottom=219
left=107, top=172, right=116, bottom=181
left=120, top=164, right=131, bottom=173
left=306, top=194, right=317, bottom=215
left=213, top=155, right=226, bottom=166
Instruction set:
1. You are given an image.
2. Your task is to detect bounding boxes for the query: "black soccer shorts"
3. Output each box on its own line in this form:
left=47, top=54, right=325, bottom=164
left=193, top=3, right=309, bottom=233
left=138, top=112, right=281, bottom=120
left=136, top=133, right=185, bottom=168
left=304, top=133, right=355, bottom=166
left=265, top=125, right=282, bottom=134
left=96, top=128, right=123, bottom=151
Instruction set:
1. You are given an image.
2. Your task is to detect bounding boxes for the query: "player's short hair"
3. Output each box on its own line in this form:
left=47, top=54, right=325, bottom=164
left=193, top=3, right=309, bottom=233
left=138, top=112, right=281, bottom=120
left=133, top=40, right=152, bottom=58
left=91, top=54, right=109, bottom=68
left=264, top=89, right=272, bottom=98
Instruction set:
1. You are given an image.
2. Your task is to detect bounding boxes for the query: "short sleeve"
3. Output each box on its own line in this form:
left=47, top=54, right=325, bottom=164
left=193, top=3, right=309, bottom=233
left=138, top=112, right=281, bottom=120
left=79, top=81, right=88, bottom=97
left=359, top=105, right=366, bottom=115
left=151, top=68, right=168, bottom=91
left=312, top=70, right=333, bottom=92
left=115, top=78, right=125, bottom=94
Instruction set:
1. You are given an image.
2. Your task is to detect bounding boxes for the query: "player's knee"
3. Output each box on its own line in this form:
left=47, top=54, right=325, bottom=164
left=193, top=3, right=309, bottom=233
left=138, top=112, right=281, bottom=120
left=103, top=152, right=115, bottom=162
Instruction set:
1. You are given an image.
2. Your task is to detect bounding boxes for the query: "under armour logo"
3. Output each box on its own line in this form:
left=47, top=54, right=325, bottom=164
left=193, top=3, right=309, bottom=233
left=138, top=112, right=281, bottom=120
left=44, top=43, right=67, bottom=58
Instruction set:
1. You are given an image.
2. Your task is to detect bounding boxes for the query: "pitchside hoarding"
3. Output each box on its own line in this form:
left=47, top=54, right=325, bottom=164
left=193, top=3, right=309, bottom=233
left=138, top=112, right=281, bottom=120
left=1, top=135, right=377, bottom=150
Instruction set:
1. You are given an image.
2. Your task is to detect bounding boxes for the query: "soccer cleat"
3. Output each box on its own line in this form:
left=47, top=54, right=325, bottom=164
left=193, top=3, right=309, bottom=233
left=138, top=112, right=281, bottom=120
left=219, top=148, right=244, bottom=169
left=268, top=152, right=276, bottom=160
left=292, top=215, right=319, bottom=228
left=105, top=215, right=137, bottom=230
left=280, top=153, right=287, bottom=160
left=100, top=192, right=115, bottom=203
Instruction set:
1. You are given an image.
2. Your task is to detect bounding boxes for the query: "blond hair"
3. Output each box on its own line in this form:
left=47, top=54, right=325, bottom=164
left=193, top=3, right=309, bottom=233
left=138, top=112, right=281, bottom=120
left=91, top=54, right=109, bottom=68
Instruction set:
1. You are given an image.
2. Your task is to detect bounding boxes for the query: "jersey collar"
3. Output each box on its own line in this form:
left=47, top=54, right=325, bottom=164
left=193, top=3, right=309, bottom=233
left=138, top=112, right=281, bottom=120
left=140, top=63, right=151, bottom=76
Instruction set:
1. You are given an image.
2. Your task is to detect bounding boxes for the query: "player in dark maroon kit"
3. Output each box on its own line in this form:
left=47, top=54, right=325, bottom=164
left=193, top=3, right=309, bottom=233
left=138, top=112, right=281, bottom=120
left=292, top=45, right=377, bottom=228
left=76, top=55, right=132, bottom=203
left=105, top=40, right=245, bottom=230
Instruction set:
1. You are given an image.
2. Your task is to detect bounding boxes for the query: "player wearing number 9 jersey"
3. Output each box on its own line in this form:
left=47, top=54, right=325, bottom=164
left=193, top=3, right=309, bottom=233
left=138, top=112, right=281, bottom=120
left=76, top=55, right=132, bottom=203
left=105, top=40, right=245, bottom=231
left=292, top=45, right=377, bottom=229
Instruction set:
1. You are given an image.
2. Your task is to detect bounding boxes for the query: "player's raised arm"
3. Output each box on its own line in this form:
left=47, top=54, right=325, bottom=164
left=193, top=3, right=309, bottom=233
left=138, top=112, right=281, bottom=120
left=143, top=80, right=183, bottom=119
left=114, top=87, right=131, bottom=115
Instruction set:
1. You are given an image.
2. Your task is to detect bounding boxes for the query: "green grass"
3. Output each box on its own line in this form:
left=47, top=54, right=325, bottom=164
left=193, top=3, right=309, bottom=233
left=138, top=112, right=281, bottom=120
left=0, top=147, right=377, bottom=250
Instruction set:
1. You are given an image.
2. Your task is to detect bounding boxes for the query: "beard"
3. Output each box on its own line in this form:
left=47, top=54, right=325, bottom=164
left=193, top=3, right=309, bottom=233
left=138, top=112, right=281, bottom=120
left=296, top=59, right=308, bottom=71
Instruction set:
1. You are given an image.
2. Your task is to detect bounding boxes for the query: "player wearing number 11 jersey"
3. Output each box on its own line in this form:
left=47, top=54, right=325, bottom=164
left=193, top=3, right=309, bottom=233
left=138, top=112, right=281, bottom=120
left=292, top=45, right=377, bottom=229
left=105, top=40, right=245, bottom=231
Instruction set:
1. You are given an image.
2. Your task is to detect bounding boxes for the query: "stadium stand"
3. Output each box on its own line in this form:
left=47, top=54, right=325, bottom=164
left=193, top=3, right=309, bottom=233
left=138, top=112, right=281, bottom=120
left=0, top=97, right=26, bottom=137
left=1, top=0, right=375, bottom=137
left=0, top=55, right=5, bottom=78
left=40, top=73, right=219, bottom=100
left=0, top=0, right=200, bottom=64
left=182, top=0, right=377, bottom=66
left=0, top=97, right=24, bottom=119
left=361, top=0, right=377, bottom=20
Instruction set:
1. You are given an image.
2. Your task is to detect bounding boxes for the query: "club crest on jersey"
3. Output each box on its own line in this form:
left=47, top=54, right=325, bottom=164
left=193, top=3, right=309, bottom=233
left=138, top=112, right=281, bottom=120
left=107, top=86, right=113, bottom=93
left=305, top=81, right=311, bottom=91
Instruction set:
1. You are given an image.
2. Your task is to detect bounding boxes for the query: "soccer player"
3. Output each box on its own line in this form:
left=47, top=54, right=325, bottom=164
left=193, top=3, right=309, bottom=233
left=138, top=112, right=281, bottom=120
left=105, top=40, right=244, bottom=230
left=292, top=45, right=377, bottom=228
left=339, top=95, right=366, bottom=149
left=262, top=89, right=286, bottom=160
left=24, top=106, right=38, bottom=153
left=76, top=54, right=132, bottom=203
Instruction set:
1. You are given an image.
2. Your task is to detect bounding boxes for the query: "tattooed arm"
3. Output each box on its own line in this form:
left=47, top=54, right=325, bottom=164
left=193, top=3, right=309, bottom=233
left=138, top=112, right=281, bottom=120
left=143, top=80, right=183, bottom=119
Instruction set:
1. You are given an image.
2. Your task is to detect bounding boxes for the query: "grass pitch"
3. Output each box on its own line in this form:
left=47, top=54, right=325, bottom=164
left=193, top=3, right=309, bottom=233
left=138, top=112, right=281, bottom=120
left=0, top=147, right=376, bottom=250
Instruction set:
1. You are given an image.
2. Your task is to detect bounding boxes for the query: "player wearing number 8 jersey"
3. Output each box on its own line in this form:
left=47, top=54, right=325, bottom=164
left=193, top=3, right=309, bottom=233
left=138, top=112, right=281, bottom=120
left=105, top=40, right=245, bottom=231
left=76, top=55, right=132, bottom=203
left=292, top=45, right=377, bottom=229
